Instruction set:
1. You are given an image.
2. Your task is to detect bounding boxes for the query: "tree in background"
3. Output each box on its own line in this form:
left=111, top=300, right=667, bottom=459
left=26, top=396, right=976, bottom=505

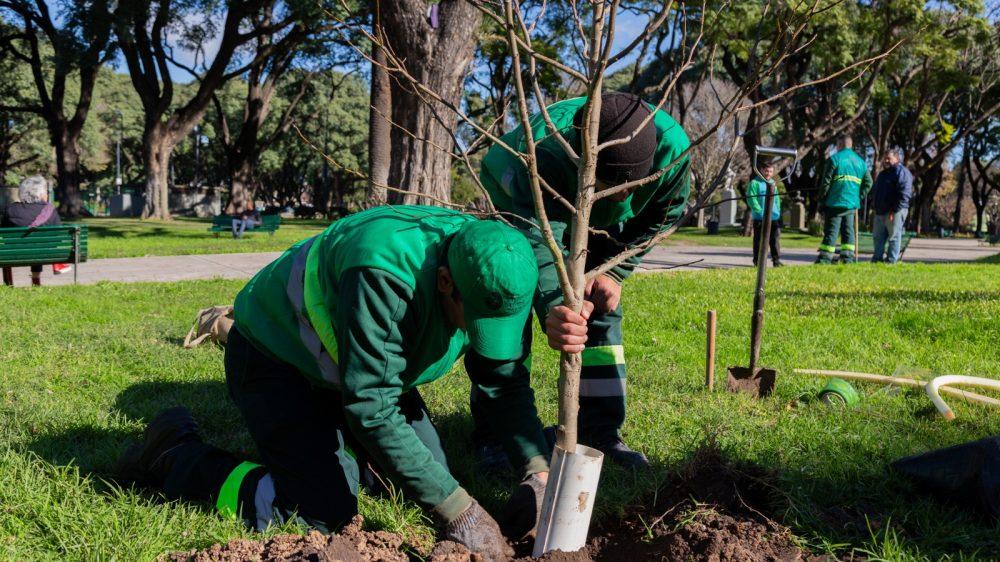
left=0, top=29, right=47, bottom=183
left=965, top=123, right=1000, bottom=237
left=863, top=4, right=998, bottom=232
left=372, top=0, right=482, bottom=205
left=0, top=0, right=115, bottom=217
left=255, top=71, right=369, bottom=212
left=113, top=0, right=293, bottom=219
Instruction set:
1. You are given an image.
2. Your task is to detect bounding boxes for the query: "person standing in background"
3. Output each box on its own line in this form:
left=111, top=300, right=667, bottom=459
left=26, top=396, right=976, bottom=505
left=816, top=135, right=873, bottom=264
left=746, top=162, right=783, bottom=267
left=870, top=148, right=913, bottom=264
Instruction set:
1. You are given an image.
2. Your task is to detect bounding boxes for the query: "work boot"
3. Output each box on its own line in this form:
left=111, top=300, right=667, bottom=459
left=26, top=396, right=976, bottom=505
left=115, top=407, right=202, bottom=488
left=586, top=436, right=650, bottom=470
left=773, top=260, right=784, bottom=267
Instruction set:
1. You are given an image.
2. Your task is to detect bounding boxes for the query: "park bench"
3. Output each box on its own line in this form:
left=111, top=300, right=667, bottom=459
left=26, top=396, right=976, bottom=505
left=0, top=224, right=88, bottom=285
left=208, top=214, right=281, bottom=237
left=857, top=231, right=915, bottom=257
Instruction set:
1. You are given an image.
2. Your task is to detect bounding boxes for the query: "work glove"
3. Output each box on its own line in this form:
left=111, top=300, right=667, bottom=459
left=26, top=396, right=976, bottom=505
left=443, top=500, right=512, bottom=561
left=498, top=473, right=548, bottom=540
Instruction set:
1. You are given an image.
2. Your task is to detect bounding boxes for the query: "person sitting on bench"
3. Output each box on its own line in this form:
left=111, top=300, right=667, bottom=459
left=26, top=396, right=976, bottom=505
left=1, top=175, right=71, bottom=286
left=232, top=203, right=262, bottom=239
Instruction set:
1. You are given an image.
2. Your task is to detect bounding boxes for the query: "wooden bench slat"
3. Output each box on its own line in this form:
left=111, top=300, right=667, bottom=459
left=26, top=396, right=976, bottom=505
left=0, top=225, right=89, bottom=271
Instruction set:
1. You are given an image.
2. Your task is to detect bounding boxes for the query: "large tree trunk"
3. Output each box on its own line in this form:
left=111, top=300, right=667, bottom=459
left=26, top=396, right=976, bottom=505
left=368, top=27, right=391, bottom=206
left=380, top=0, right=481, bottom=205
left=142, top=126, right=174, bottom=220
left=228, top=156, right=256, bottom=215
left=53, top=130, right=85, bottom=218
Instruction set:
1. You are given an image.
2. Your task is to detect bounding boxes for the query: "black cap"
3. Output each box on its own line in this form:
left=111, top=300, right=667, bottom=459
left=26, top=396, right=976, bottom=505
left=573, top=92, right=657, bottom=185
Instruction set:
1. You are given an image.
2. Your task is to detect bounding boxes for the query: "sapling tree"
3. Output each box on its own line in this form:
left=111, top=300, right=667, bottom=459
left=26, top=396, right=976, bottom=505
left=320, top=2, right=903, bottom=549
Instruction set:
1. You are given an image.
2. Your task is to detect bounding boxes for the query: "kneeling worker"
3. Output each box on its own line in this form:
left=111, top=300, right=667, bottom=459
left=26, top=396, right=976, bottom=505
left=116, top=205, right=550, bottom=560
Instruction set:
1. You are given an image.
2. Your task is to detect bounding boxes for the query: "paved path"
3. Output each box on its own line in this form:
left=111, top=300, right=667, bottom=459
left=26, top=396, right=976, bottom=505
left=638, top=237, right=999, bottom=272
left=5, top=238, right=997, bottom=287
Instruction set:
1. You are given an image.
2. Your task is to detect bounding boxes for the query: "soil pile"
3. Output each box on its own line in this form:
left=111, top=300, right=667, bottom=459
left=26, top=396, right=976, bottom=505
left=165, top=445, right=838, bottom=561
left=165, top=516, right=408, bottom=562
left=584, top=444, right=841, bottom=561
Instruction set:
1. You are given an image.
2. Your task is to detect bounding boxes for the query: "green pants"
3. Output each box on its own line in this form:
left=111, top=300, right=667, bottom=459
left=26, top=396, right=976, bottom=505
left=817, top=207, right=856, bottom=264
left=470, top=303, right=626, bottom=446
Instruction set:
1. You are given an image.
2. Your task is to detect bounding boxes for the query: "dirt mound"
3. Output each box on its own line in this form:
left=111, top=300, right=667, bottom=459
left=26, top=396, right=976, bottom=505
left=585, top=444, right=833, bottom=562
left=164, top=445, right=838, bottom=562
left=165, top=516, right=408, bottom=562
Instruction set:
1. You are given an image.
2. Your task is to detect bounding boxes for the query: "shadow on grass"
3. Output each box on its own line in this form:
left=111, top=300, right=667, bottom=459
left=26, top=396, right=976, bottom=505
left=22, top=380, right=1000, bottom=557
left=26, top=380, right=248, bottom=481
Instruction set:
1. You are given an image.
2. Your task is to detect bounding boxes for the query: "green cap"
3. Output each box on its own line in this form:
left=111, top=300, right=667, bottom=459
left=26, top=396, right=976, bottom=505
left=448, top=220, right=538, bottom=360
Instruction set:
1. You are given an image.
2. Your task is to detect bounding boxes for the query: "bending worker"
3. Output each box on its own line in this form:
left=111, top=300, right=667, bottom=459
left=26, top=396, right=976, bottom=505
left=816, top=135, right=872, bottom=264
left=473, top=92, right=692, bottom=470
left=116, top=206, right=551, bottom=560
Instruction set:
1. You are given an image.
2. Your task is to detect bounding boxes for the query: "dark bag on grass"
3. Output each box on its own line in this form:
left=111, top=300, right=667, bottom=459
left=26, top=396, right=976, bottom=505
left=183, top=305, right=234, bottom=348
left=891, top=435, right=1000, bottom=518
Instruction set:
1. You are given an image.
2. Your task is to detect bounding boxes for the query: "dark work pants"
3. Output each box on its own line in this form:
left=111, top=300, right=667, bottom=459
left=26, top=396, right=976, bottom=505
left=818, top=208, right=856, bottom=264
left=470, top=306, right=626, bottom=448
left=160, top=326, right=449, bottom=531
left=752, top=219, right=781, bottom=265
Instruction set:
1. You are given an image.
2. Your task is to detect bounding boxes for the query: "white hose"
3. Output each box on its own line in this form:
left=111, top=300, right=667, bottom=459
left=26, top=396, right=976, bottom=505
left=792, top=369, right=1000, bottom=406
left=926, top=375, right=1000, bottom=421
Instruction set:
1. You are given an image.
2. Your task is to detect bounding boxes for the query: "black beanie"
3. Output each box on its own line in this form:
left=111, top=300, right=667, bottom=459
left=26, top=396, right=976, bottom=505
left=573, top=92, right=657, bottom=185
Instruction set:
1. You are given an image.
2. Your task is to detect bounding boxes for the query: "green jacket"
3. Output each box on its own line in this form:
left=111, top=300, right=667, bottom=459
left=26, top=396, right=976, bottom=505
left=233, top=206, right=548, bottom=520
left=746, top=177, right=781, bottom=221
left=480, top=97, right=691, bottom=308
left=820, top=148, right=873, bottom=210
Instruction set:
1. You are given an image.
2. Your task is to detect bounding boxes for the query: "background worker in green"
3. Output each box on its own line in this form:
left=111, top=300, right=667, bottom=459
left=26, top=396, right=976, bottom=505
left=473, top=92, right=692, bottom=470
left=746, top=161, right=784, bottom=267
left=115, top=206, right=551, bottom=560
left=816, top=135, right=873, bottom=264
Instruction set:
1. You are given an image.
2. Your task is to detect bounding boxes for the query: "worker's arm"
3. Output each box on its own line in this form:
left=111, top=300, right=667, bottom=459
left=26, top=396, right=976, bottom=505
left=819, top=158, right=835, bottom=203
left=745, top=179, right=764, bottom=217
left=465, top=338, right=549, bottom=478
left=600, top=156, right=693, bottom=283
left=860, top=168, right=874, bottom=199
left=335, top=268, right=471, bottom=522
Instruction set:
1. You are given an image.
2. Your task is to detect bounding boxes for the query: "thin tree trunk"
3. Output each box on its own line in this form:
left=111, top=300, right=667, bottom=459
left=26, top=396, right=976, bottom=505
left=953, top=155, right=967, bottom=232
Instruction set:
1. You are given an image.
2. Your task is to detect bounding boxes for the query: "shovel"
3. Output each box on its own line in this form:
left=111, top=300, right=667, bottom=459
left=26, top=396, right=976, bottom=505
left=727, top=145, right=797, bottom=397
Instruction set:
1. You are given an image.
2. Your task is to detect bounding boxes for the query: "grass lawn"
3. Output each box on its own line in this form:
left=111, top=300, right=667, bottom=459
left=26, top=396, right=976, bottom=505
left=81, top=217, right=330, bottom=259
left=665, top=225, right=825, bottom=248
left=2, top=263, right=999, bottom=560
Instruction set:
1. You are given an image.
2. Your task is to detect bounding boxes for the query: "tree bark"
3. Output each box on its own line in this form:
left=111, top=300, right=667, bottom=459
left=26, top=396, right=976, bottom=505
left=380, top=0, right=481, bottom=205
left=368, top=17, right=391, bottom=206
left=228, top=157, right=256, bottom=215
left=953, top=150, right=968, bottom=232
left=52, top=130, right=84, bottom=217
left=142, top=125, right=175, bottom=220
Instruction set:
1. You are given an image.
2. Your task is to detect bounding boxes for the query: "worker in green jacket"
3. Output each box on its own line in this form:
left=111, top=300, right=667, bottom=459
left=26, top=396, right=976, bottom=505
left=472, top=92, right=692, bottom=470
left=115, top=206, right=551, bottom=560
left=746, top=162, right=783, bottom=267
left=816, top=135, right=873, bottom=264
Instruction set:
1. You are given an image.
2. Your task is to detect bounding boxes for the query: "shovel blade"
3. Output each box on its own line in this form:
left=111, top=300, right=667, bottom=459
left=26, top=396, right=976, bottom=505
left=726, top=366, right=776, bottom=397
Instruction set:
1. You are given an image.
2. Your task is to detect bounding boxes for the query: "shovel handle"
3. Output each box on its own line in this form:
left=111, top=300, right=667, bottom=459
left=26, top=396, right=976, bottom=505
left=749, top=182, right=774, bottom=370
